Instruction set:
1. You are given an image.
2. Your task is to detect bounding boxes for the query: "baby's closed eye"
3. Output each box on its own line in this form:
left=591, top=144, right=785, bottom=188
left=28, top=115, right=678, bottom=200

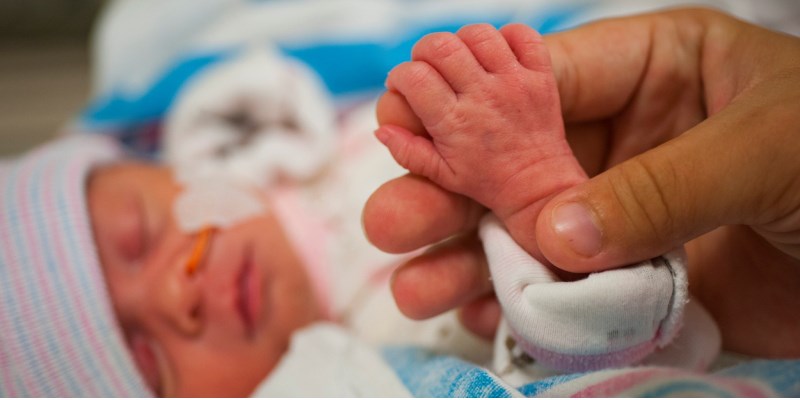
left=114, top=195, right=149, bottom=263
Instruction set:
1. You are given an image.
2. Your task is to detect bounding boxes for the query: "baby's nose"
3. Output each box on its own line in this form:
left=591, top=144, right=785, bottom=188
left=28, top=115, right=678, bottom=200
left=153, top=229, right=215, bottom=336
left=154, top=267, right=203, bottom=336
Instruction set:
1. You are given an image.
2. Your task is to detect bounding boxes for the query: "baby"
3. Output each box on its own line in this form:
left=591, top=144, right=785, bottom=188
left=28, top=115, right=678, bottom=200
left=0, top=134, right=310, bottom=396
left=87, top=160, right=322, bottom=396
left=374, top=23, right=707, bottom=372
left=0, top=110, right=485, bottom=396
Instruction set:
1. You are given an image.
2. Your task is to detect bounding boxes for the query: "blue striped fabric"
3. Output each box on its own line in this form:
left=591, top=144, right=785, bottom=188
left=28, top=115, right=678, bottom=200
left=0, top=135, right=151, bottom=397
left=382, top=346, right=519, bottom=397
left=383, top=346, right=800, bottom=397
left=81, top=8, right=582, bottom=128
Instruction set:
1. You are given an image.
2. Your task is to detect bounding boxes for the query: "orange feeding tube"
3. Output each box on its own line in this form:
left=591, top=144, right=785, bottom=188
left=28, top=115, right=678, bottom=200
left=185, top=226, right=216, bottom=275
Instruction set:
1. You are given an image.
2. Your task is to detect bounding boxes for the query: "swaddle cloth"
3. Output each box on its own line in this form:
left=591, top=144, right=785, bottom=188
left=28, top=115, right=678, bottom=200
left=0, top=135, right=151, bottom=397
left=479, top=214, right=720, bottom=373
left=163, top=46, right=337, bottom=233
left=164, top=45, right=336, bottom=189
left=252, top=322, right=411, bottom=397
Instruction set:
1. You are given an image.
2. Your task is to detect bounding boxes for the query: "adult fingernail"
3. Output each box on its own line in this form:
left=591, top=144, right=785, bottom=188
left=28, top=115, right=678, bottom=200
left=551, top=202, right=602, bottom=257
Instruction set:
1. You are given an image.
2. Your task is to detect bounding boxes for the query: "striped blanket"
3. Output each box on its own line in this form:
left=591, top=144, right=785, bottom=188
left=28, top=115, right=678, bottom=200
left=254, top=323, right=800, bottom=397
left=383, top=346, right=800, bottom=397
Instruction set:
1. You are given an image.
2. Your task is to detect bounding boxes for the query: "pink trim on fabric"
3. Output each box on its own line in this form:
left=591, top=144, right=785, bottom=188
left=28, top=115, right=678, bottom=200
left=270, top=187, right=334, bottom=319
left=570, top=367, right=773, bottom=397
left=510, top=326, right=658, bottom=373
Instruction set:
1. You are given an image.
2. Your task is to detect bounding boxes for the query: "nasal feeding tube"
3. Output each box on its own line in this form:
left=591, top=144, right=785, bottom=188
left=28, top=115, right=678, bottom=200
left=185, top=226, right=216, bottom=275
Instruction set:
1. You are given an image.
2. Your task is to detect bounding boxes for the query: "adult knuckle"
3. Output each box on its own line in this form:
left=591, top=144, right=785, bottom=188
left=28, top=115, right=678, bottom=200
left=610, top=157, right=679, bottom=242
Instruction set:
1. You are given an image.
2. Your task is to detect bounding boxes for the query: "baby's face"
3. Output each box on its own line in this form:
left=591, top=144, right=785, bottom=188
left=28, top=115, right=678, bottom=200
left=88, top=162, right=321, bottom=397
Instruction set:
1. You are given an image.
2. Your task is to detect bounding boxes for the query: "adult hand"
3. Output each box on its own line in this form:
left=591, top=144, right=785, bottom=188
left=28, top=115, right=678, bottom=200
left=362, top=8, right=800, bottom=356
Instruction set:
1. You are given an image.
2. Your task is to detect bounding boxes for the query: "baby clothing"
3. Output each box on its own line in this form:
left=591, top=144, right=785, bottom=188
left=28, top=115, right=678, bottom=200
left=267, top=103, right=491, bottom=357
left=0, top=135, right=151, bottom=397
left=480, top=215, right=721, bottom=375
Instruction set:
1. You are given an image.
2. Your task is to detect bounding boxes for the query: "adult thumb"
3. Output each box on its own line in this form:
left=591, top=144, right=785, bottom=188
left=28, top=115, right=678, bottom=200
left=535, top=99, right=799, bottom=273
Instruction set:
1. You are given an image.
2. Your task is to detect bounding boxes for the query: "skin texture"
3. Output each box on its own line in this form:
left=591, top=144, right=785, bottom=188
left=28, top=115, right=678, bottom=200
left=88, top=162, right=322, bottom=397
left=375, top=23, right=588, bottom=266
left=362, top=9, right=800, bottom=357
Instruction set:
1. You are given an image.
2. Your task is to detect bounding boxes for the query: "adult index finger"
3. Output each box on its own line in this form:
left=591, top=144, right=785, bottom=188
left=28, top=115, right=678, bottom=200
left=363, top=174, right=484, bottom=254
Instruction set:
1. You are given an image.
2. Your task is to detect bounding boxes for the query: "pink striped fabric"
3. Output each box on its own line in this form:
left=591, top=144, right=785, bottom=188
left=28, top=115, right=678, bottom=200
left=0, top=134, right=152, bottom=397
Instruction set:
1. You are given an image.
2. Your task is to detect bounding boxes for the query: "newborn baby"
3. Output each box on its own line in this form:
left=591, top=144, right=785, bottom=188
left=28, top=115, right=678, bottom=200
left=88, top=161, right=323, bottom=396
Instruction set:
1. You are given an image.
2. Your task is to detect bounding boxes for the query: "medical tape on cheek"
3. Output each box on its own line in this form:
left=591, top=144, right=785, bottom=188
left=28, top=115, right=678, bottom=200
left=172, top=180, right=266, bottom=234
left=172, top=180, right=268, bottom=275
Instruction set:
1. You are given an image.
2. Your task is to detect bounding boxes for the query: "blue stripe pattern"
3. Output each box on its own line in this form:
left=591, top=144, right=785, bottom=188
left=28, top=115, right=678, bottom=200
left=0, top=135, right=151, bottom=396
left=382, top=346, right=800, bottom=397
left=383, top=346, right=515, bottom=397
left=517, top=371, right=586, bottom=396
left=80, top=6, right=583, bottom=131
left=717, top=360, right=800, bottom=396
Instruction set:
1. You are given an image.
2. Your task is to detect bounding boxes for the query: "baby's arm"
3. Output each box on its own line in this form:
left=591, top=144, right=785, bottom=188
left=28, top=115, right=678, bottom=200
left=375, top=23, right=587, bottom=259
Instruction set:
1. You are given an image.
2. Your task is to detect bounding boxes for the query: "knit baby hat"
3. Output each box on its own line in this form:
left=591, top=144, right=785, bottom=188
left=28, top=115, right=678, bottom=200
left=0, top=134, right=152, bottom=397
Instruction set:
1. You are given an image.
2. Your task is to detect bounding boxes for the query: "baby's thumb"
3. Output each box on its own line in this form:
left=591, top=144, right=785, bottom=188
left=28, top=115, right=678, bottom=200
left=535, top=117, right=776, bottom=273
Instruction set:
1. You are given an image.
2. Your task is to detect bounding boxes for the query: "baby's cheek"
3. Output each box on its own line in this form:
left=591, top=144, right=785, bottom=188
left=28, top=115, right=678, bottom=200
left=129, top=333, right=163, bottom=395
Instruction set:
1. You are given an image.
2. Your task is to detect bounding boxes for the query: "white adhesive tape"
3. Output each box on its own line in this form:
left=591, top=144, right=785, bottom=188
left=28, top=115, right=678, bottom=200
left=173, top=180, right=266, bottom=233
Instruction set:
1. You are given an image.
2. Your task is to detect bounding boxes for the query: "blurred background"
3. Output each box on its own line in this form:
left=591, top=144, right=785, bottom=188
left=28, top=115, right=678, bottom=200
left=1, top=0, right=797, bottom=158
left=0, top=0, right=103, bottom=156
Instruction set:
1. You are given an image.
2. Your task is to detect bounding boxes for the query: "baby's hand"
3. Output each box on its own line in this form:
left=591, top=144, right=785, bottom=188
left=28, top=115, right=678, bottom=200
left=376, top=24, right=587, bottom=257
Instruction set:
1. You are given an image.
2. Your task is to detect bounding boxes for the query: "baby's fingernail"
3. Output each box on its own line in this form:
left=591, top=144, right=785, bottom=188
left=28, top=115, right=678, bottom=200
left=374, top=128, right=389, bottom=144
left=551, top=202, right=602, bottom=257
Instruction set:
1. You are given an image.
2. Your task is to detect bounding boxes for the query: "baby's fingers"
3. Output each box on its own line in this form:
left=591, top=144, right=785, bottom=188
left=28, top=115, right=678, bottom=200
left=390, top=234, right=493, bottom=320
left=385, top=61, right=455, bottom=129
left=376, top=91, right=427, bottom=137
left=375, top=125, right=453, bottom=186
left=500, top=24, right=552, bottom=72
